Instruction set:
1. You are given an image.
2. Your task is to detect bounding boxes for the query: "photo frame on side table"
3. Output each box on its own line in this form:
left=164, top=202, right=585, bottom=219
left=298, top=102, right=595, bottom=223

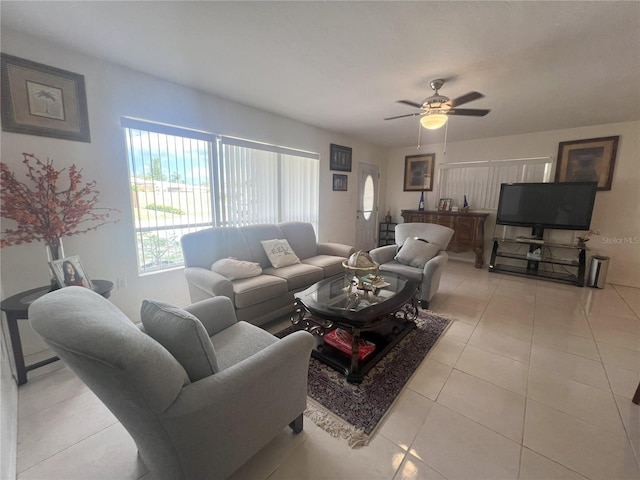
left=555, top=136, right=619, bottom=191
left=1, top=53, right=91, bottom=142
left=332, top=174, right=348, bottom=191
left=330, top=144, right=352, bottom=171
left=404, top=153, right=435, bottom=191
left=50, top=255, right=94, bottom=289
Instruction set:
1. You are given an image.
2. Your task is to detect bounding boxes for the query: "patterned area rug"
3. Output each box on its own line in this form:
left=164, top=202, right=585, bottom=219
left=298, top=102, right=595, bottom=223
left=276, top=309, right=451, bottom=447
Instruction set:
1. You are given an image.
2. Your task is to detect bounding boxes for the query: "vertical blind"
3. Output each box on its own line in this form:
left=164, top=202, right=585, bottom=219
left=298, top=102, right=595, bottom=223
left=436, top=157, right=553, bottom=210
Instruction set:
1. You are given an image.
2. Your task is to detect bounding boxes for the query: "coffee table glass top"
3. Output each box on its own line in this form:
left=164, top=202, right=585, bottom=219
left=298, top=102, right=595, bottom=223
left=295, top=272, right=417, bottom=323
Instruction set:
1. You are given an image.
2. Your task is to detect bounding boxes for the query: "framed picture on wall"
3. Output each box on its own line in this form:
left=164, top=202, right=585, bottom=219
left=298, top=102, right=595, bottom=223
left=332, top=174, right=348, bottom=191
left=1, top=53, right=91, bottom=142
left=404, top=153, right=435, bottom=191
left=330, top=144, right=352, bottom=172
left=555, top=136, right=619, bottom=191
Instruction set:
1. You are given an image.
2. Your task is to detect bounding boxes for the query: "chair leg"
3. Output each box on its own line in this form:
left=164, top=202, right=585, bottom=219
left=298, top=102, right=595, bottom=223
left=289, top=414, right=303, bottom=433
left=633, top=382, right=640, bottom=405
left=420, top=300, right=429, bottom=310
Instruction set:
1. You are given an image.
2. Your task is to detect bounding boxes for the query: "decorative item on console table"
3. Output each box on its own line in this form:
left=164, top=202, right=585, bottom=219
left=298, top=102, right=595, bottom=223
left=0, top=153, right=120, bottom=285
left=401, top=209, right=489, bottom=268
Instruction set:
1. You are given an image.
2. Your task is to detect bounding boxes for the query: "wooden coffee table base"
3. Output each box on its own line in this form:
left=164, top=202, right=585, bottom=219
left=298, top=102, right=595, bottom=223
left=292, top=299, right=418, bottom=384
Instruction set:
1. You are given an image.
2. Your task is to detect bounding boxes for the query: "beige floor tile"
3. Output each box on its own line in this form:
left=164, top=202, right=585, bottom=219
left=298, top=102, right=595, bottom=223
left=527, top=367, right=625, bottom=435
left=589, top=313, right=640, bottom=351
left=603, top=363, right=640, bottom=399
left=532, top=329, right=599, bottom=361
left=442, top=319, right=475, bottom=344
left=406, top=359, right=452, bottom=401
left=583, top=291, right=637, bottom=319
left=469, top=326, right=532, bottom=364
left=455, top=344, right=528, bottom=395
left=529, top=344, right=610, bottom=391
left=17, top=423, right=147, bottom=480
left=378, top=388, right=434, bottom=450
left=426, top=337, right=465, bottom=366
left=482, top=300, right=534, bottom=323
left=523, top=399, right=640, bottom=480
left=518, top=448, right=589, bottom=480
left=410, top=403, right=521, bottom=479
left=18, top=365, right=88, bottom=419
left=533, top=306, right=592, bottom=339
left=614, top=394, right=640, bottom=461
left=434, top=296, right=487, bottom=325
left=535, top=286, right=584, bottom=312
left=17, top=390, right=117, bottom=473
left=394, top=453, right=447, bottom=480
left=597, top=341, right=640, bottom=371
left=437, top=369, right=526, bottom=442
left=269, top=427, right=406, bottom=480
left=613, top=284, right=640, bottom=317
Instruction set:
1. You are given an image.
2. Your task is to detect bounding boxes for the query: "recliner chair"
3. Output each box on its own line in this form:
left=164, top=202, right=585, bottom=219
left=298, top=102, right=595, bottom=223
left=29, top=287, right=315, bottom=480
left=370, top=223, right=454, bottom=309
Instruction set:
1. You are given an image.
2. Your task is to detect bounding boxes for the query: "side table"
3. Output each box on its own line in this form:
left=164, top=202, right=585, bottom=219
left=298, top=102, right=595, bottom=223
left=1, top=280, right=113, bottom=385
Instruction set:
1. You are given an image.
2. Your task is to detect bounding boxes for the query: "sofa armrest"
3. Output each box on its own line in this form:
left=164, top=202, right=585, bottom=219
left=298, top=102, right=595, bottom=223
left=184, top=296, right=238, bottom=337
left=369, top=244, right=397, bottom=265
left=184, top=267, right=234, bottom=300
left=317, top=242, right=355, bottom=257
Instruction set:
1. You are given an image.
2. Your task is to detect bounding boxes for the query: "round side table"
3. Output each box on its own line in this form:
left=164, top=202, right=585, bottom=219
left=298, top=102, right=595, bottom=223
left=0, top=280, right=114, bottom=385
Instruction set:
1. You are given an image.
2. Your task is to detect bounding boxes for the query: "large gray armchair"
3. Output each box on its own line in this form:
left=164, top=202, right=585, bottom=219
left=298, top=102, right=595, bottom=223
left=370, top=223, right=455, bottom=309
left=29, top=287, right=315, bottom=480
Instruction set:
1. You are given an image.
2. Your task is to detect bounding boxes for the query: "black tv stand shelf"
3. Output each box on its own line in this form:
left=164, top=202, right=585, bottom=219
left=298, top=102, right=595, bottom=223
left=489, top=238, right=586, bottom=287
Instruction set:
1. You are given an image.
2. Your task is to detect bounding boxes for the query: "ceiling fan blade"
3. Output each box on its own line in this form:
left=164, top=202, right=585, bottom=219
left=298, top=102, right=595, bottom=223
left=397, top=100, right=422, bottom=108
left=447, top=108, right=490, bottom=117
left=449, top=91, right=484, bottom=108
left=384, top=112, right=422, bottom=120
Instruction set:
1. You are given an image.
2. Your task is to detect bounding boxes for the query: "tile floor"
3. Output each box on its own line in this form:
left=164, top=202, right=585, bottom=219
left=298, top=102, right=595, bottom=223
left=15, top=260, right=640, bottom=479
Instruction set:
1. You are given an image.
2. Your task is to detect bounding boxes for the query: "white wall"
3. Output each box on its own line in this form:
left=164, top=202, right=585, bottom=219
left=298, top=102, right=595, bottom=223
left=383, top=121, right=640, bottom=288
left=0, top=29, right=387, bottom=358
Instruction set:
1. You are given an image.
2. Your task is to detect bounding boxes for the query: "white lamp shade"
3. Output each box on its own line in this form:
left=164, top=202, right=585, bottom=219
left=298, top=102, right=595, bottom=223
left=420, top=113, right=448, bottom=130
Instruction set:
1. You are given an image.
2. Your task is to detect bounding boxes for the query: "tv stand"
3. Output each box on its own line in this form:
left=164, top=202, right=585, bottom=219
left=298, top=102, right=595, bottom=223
left=489, top=238, right=586, bottom=287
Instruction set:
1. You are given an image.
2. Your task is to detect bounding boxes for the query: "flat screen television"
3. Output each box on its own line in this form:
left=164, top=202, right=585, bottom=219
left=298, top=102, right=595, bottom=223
left=496, top=182, right=597, bottom=239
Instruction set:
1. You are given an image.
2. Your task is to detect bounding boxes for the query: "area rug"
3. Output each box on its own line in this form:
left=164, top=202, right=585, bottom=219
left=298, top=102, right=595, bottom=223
left=276, top=309, right=451, bottom=447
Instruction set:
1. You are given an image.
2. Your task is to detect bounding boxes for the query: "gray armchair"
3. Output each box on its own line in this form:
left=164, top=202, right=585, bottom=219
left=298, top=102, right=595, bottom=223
left=29, top=287, right=315, bottom=480
left=370, top=223, right=454, bottom=309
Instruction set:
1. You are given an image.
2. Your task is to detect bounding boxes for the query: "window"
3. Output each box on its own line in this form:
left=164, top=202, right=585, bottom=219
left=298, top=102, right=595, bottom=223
left=123, top=118, right=319, bottom=273
left=436, top=156, right=553, bottom=210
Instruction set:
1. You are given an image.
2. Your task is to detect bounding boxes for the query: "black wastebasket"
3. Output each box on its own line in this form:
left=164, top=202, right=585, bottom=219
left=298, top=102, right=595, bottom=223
left=587, top=255, right=610, bottom=288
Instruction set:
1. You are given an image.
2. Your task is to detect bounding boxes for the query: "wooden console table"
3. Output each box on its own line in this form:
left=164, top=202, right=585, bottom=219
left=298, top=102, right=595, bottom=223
left=401, top=210, right=489, bottom=268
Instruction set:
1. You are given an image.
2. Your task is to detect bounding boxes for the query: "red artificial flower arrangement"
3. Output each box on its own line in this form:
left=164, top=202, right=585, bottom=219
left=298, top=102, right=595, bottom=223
left=0, top=153, right=120, bottom=250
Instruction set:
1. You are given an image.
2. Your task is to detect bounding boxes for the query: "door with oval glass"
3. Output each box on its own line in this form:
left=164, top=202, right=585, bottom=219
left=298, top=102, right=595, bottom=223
left=355, top=163, right=379, bottom=251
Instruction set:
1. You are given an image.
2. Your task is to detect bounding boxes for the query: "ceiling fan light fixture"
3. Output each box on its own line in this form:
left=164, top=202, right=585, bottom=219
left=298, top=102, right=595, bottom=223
left=420, top=113, right=448, bottom=130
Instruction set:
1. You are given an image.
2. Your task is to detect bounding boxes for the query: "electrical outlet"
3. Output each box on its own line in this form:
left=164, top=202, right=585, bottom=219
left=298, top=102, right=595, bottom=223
left=116, top=276, right=127, bottom=289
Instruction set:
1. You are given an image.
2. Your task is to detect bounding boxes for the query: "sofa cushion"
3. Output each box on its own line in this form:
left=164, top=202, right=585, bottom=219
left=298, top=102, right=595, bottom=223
left=211, top=257, right=262, bottom=280
left=232, top=274, right=289, bottom=309
left=301, top=255, right=346, bottom=277
left=211, top=321, right=278, bottom=371
left=261, top=238, right=301, bottom=268
left=278, top=221, right=318, bottom=260
left=240, top=224, right=286, bottom=268
left=141, top=300, right=219, bottom=381
left=395, top=237, right=441, bottom=269
left=263, top=263, right=324, bottom=290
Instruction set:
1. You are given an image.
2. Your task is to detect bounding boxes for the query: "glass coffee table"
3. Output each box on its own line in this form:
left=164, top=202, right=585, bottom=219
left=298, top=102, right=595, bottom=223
left=292, top=272, right=419, bottom=383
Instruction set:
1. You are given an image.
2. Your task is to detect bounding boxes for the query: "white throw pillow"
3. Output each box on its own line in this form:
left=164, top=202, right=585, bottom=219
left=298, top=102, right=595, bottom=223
left=211, top=257, right=262, bottom=280
left=394, top=237, right=441, bottom=269
left=261, top=238, right=301, bottom=268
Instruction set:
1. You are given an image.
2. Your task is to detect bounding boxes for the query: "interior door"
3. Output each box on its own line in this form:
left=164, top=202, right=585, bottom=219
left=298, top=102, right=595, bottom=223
left=355, top=163, right=379, bottom=251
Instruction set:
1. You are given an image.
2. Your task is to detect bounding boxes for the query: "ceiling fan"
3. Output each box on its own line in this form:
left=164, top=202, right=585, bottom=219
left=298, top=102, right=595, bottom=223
left=384, top=79, right=490, bottom=130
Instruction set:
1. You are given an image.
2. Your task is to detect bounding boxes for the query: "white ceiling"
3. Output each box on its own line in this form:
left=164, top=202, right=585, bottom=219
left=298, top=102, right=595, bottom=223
left=2, top=1, right=639, bottom=147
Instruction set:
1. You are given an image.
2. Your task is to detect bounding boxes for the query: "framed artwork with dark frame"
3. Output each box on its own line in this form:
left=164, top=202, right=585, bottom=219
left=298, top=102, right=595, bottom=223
left=332, top=174, right=348, bottom=191
left=555, top=136, right=619, bottom=191
left=1, top=53, right=91, bottom=142
left=330, top=144, right=352, bottom=172
left=49, top=255, right=93, bottom=289
left=404, top=153, right=435, bottom=191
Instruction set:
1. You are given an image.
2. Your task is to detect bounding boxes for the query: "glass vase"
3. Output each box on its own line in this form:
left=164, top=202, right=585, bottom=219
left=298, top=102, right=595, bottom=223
left=45, top=238, right=65, bottom=290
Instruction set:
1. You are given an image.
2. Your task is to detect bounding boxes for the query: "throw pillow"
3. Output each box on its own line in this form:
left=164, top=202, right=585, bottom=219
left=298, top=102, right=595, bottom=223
left=261, top=238, right=301, bottom=268
left=211, top=257, right=262, bottom=280
left=141, top=300, right=219, bottom=382
left=394, top=237, right=441, bottom=269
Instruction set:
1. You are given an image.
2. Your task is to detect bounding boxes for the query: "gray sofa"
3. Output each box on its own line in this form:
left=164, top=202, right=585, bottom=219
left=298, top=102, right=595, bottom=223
left=181, top=221, right=355, bottom=326
left=29, top=288, right=315, bottom=480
